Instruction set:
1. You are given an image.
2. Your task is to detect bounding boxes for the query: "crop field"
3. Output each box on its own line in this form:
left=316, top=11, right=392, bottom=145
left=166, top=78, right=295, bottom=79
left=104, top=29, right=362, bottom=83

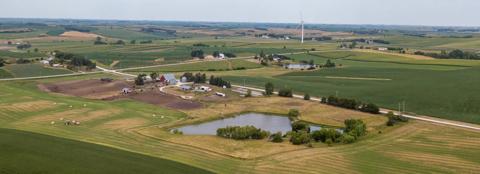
left=126, top=59, right=262, bottom=73
left=0, top=68, right=13, bottom=78
left=220, top=51, right=480, bottom=124
left=0, top=76, right=479, bottom=173
left=0, top=128, right=212, bottom=174
left=3, top=64, right=73, bottom=78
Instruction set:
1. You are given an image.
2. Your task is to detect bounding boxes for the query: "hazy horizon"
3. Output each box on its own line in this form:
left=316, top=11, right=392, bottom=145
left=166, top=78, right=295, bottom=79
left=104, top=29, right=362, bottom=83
left=1, top=0, right=480, bottom=27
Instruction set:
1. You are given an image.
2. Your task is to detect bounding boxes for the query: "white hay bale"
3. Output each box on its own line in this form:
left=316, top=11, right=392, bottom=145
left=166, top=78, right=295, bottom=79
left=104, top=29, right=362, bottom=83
left=50, top=121, right=55, bottom=125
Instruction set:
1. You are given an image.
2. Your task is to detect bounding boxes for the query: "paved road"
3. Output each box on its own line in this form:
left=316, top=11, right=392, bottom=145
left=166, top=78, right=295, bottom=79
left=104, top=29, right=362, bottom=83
left=232, top=85, right=480, bottom=131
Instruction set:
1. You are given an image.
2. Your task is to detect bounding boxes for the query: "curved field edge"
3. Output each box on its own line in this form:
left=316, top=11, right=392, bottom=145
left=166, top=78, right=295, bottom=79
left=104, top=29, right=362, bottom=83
left=0, top=128, right=213, bottom=174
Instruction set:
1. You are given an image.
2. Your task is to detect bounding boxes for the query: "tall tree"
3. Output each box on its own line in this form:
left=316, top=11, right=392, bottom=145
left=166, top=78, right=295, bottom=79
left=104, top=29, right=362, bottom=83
left=265, top=82, right=274, bottom=96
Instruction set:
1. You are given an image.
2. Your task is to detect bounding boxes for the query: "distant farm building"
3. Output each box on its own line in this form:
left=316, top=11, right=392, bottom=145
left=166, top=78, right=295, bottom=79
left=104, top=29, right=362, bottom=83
left=284, top=64, right=314, bottom=70
left=378, top=47, right=388, bottom=51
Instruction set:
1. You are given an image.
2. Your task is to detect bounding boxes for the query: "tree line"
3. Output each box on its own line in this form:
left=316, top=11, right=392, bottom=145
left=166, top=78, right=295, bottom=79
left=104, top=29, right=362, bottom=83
left=54, top=51, right=96, bottom=70
left=209, top=75, right=231, bottom=88
left=414, top=49, right=480, bottom=60
left=321, top=96, right=380, bottom=114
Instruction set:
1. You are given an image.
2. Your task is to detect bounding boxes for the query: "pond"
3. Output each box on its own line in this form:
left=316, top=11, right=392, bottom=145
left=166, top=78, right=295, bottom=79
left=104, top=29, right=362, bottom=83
left=176, top=113, right=325, bottom=135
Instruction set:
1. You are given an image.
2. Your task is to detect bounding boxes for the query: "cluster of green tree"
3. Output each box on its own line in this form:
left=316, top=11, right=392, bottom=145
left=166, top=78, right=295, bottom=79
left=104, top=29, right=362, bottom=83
left=94, top=37, right=107, bottom=45
left=414, top=49, right=480, bottom=60
left=269, top=132, right=283, bottom=143
left=323, top=59, right=336, bottom=68
left=54, top=51, right=96, bottom=70
left=191, top=50, right=205, bottom=58
left=216, top=126, right=269, bottom=140
left=16, top=58, right=31, bottom=64
left=313, top=119, right=366, bottom=145
left=113, top=40, right=125, bottom=45
left=287, top=119, right=368, bottom=146
left=321, top=96, right=379, bottom=114
left=288, top=109, right=300, bottom=118
left=16, top=43, right=31, bottom=50
left=264, top=82, right=274, bottom=96
left=386, top=111, right=409, bottom=126
left=139, top=40, right=153, bottom=44
left=182, top=72, right=207, bottom=83
left=278, top=88, right=293, bottom=97
left=193, top=43, right=209, bottom=47
left=135, top=74, right=147, bottom=85
left=209, top=75, right=231, bottom=88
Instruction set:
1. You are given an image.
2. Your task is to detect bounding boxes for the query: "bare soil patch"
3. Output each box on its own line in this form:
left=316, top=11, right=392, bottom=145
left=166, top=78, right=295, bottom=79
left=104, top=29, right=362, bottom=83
left=126, top=91, right=202, bottom=110
left=39, top=79, right=202, bottom=110
left=39, top=79, right=131, bottom=99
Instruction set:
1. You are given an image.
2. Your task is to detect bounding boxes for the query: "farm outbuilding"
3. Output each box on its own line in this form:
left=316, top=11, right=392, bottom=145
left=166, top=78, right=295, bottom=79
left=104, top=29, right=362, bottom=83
left=160, top=74, right=177, bottom=85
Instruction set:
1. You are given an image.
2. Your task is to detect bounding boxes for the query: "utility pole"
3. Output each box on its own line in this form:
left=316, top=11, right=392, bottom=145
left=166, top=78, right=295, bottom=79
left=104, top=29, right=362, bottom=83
left=403, top=101, right=406, bottom=113
left=335, top=91, right=339, bottom=97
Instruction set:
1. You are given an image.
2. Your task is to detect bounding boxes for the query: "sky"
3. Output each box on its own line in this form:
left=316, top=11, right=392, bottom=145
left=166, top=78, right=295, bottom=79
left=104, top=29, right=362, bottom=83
left=0, top=0, right=479, bottom=26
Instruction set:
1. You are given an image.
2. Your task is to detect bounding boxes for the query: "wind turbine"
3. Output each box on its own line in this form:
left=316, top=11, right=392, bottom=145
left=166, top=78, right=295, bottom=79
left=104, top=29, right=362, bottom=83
left=296, top=13, right=305, bottom=44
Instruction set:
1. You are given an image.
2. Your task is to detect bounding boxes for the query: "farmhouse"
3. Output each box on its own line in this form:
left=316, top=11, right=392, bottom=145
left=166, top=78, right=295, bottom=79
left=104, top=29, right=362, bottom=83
left=160, top=74, right=177, bottom=85
left=284, top=64, right=314, bottom=70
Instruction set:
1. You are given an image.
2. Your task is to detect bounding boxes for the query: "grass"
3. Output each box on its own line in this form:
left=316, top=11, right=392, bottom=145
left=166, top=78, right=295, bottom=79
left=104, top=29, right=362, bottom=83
left=220, top=51, right=480, bottom=124
left=0, top=68, right=13, bottom=78
left=3, top=63, right=72, bottom=78
left=0, top=128, right=212, bottom=174
left=0, top=74, right=479, bottom=173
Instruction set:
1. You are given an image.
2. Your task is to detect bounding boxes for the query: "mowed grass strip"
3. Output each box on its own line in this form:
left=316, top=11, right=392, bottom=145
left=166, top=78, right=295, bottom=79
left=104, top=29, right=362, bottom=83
left=0, top=128, right=212, bottom=174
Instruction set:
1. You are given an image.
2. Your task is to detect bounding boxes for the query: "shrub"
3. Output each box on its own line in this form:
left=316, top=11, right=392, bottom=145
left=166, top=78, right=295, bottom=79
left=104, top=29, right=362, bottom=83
left=311, top=128, right=341, bottom=143
left=341, top=134, right=355, bottom=144
left=270, top=132, right=283, bottom=143
left=344, top=119, right=367, bottom=139
left=291, top=122, right=309, bottom=133
left=290, top=130, right=311, bottom=145
left=304, top=93, right=310, bottom=100
left=278, top=88, right=293, bottom=97
left=359, top=103, right=380, bottom=114
left=288, top=109, right=300, bottom=118
left=386, top=111, right=408, bottom=126
left=172, top=129, right=183, bottom=135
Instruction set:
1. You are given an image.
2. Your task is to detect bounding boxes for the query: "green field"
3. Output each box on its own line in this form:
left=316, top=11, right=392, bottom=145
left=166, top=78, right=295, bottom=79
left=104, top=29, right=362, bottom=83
left=0, top=128, right=212, bottom=174
left=3, top=64, right=73, bottom=78
left=126, top=59, right=263, bottom=73
left=0, top=77, right=479, bottom=173
left=221, top=51, right=480, bottom=124
left=0, top=68, right=13, bottom=78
